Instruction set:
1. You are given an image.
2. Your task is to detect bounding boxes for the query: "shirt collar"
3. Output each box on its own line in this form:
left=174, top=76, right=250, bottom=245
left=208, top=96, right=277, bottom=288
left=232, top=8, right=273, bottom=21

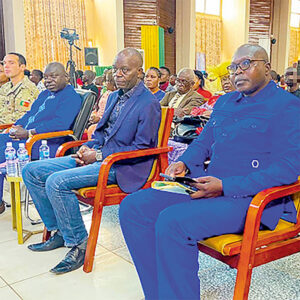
left=118, top=80, right=142, bottom=100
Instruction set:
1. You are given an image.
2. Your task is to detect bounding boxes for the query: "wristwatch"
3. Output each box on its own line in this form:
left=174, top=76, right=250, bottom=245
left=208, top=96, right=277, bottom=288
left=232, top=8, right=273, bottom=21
left=28, top=129, right=34, bottom=138
left=95, top=149, right=103, bottom=161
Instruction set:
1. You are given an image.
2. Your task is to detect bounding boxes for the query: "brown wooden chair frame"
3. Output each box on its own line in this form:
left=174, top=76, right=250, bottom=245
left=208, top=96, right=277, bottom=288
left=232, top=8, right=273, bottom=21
left=198, top=180, right=300, bottom=299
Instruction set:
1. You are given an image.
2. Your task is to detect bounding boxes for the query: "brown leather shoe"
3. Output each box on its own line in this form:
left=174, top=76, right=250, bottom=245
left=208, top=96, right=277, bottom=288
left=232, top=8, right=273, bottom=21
left=0, top=202, right=5, bottom=214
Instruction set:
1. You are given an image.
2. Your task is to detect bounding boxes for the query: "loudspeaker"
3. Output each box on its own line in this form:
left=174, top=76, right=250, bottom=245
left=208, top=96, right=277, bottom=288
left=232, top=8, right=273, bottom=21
left=84, top=47, right=98, bottom=66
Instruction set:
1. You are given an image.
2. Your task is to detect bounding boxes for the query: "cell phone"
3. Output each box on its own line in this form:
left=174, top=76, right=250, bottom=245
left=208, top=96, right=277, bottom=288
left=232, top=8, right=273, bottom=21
left=159, top=173, right=198, bottom=193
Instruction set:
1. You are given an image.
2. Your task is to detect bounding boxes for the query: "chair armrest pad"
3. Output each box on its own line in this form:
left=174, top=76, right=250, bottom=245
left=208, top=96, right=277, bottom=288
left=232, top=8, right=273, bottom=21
left=0, top=123, right=14, bottom=130
left=56, top=140, right=89, bottom=157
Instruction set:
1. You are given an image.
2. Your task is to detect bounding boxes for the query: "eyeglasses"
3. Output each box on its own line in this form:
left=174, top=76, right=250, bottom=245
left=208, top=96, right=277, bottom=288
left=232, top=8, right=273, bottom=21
left=175, top=78, right=191, bottom=85
left=227, top=59, right=266, bottom=74
left=112, top=67, right=130, bottom=75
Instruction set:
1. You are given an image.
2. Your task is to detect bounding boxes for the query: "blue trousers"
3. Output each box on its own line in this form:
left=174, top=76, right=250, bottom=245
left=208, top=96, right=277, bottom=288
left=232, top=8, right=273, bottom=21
left=22, top=155, right=116, bottom=246
left=119, top=188, right=253, bottom=300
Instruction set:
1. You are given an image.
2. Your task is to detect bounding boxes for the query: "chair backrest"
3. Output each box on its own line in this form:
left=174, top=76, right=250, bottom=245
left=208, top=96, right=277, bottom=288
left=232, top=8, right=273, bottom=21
left=72, top=89, right=97, bottom=140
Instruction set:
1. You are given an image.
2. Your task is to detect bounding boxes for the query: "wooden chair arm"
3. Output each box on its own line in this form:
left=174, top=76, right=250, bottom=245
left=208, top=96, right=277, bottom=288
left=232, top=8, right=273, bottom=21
left=26, top=130, right=74, bottom=156
left=56, top=140, right=89, bottom=157
left=0, top=123, right=13, bottom=130
left=94, top=146, right=173, bottom=200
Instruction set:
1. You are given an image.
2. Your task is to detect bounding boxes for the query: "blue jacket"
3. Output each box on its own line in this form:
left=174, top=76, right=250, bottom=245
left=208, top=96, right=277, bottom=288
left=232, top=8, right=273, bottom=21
left=85, top=81, right=161, bottom=193
left=15, top=85, right=82, bottom=158
left=180, top=81, right=300, bottom=229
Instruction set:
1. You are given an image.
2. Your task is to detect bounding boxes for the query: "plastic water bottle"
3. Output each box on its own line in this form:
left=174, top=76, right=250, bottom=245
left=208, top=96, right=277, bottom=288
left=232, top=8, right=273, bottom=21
left=39, top=140, right=50, bottom=160
left=17, top=143, right=29, bottom=176
left=5, top=142, right=18, bottom=177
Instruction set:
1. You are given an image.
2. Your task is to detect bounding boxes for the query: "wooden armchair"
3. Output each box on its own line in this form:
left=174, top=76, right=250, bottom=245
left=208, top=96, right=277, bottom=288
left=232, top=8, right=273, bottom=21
left=198, top=180, right=300, bottom=299
left=51, top=107, right=174, bottom=272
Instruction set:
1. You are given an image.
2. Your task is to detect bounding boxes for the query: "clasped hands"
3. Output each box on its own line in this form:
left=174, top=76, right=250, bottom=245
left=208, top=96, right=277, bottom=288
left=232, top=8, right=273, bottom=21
left=8, top=125, right=29, bottom=140
left=71, top=145, right=97, bottom=166
left=165, top=161, right=223, bottom=199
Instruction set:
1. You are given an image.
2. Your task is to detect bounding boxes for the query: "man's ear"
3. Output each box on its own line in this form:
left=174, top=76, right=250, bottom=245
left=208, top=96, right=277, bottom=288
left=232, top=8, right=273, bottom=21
left=265, top=62, right=271, bottom=76
left=20, top=64, right=26, bottom=72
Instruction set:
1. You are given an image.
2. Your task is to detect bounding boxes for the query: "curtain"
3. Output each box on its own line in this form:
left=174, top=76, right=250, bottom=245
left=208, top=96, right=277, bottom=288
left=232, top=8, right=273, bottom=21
left=289, top=27, right=300, bottom=66
left=195, top=13, right=222, bottom=69
left=23, top=0, right=88, bottom=71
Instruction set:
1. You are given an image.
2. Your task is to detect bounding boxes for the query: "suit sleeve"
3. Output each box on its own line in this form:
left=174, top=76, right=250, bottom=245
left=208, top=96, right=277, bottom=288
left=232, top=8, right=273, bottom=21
left=101, top=101, right=161, bottom=158
left=182, top=95, right=206, bottom=115
left=222, top=101, right=300, bottom=197
left=160, top=94, right=170, bottom=106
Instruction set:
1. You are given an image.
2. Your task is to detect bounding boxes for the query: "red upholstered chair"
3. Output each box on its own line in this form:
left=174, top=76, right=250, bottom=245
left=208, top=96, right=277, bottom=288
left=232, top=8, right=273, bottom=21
left=47, top=107, right=174, bottom=272
left=198, top=180, right=300, bottom=299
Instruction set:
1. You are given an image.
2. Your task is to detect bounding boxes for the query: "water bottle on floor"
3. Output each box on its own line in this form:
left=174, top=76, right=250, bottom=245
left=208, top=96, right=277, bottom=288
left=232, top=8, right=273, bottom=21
left=39, top=140, right=50, bottom=160
left=5, top=142, right=18, bottom=177
left=17, top=143, right=29, bottom=176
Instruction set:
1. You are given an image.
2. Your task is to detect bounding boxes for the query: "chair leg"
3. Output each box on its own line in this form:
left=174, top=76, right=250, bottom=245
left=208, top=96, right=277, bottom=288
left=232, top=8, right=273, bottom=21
left=83, top=204, right=104, bottom=273
left=233, top=260, right=253, bottom=300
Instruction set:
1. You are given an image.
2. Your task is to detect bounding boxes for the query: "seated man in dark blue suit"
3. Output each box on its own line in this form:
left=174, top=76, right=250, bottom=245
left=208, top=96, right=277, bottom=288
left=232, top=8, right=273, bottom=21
left=0, top=62, right=82, bottom=215
left=22, top=48, right=161, bottom=274
left=119, top=44, right=300, bottom=300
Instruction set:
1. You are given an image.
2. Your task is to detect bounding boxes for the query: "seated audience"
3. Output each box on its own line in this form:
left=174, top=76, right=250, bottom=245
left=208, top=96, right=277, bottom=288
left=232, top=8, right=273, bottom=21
left=0, top=62, right=9, bottom=87
left=279, top=75, right=287, bottom=90
left=144, top=67, right=165, bottom=101
left=76, top=70, right=83, bottom=87
left=119, top=44, right=300, bottom=300
left=159, top=66, right=175, bottom=92
left=270, top=70, right=279, bottom=84
left=160, top=68, right=205, bottom=117
left=21, top=48, right=161, bottom=275
left=82, top=70, right=99, bottom=96
left=0, top=53, right=39, bottom=124
left=87, top=69, right=117, bottom=139
left=0, top=62, right=82, bottom=215
left=284, top=67, right=300, bottom=98
left=30, top=69, right=46, bottom=92
left=193, top=70, right=212, bottom=100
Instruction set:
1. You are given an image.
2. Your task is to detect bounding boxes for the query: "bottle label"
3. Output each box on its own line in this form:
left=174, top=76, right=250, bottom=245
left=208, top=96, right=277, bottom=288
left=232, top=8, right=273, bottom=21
left=39, top=150, right=50, bottom=160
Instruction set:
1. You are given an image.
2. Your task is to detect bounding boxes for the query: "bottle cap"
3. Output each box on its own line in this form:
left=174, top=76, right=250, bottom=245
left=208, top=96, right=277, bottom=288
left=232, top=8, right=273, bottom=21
left=41, top=140, right=47, bottom=145
left=19, top=143, right=25, bottom=148
left=6, top=142, right=12, bottom=147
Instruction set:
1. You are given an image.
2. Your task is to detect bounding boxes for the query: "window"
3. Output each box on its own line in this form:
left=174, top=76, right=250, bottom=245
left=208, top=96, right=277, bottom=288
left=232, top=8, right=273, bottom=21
left=290, top=0, right=300, bottom=28
left=195, top=0, right=221, bottom=16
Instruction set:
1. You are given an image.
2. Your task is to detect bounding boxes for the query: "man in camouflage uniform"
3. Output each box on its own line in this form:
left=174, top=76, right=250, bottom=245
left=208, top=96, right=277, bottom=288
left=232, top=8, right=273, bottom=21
left=0, top=53, right=39, bottom=124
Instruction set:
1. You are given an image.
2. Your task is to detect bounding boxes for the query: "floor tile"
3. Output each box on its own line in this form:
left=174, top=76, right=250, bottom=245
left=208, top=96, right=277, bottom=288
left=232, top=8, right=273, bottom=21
left=0, top=276, right=7, bottom=288
left=12, top=252, right=144, bottom=300
left=113, top=246, right=133, bottom=263
left=0, top=286, right=21, bottom=300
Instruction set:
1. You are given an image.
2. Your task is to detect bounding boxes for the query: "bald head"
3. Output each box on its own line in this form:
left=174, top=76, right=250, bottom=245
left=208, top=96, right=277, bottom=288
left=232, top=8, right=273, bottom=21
left=112, top=48, right=143, bottom=92
left=229, top=43, right=271, bottom=97
left=44, top=62, right=68, bottom=92
left=82, top=70, right=96, bottom=84
left=234, top=44, right=269, bottom=62
left=176, top=68, right=195, bottom=94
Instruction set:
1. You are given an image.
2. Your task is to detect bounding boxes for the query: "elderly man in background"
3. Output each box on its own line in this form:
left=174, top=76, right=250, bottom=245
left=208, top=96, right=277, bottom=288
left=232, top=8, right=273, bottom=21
left=119, top=44, right=300, bottom=300
left=30, top=69, right=46, bottom=93
left=82, top=70, right=99, bottom=96
left=160, top=68, right=205, bottom=117
left=284, top=66, right=300, bottom=98
left=0, top=53, right=39, bottom=124
left=0, top=62, right=82, bottom=215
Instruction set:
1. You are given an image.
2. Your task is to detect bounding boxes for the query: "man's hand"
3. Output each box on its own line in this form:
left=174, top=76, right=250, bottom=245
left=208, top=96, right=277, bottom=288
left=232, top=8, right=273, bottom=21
left=9, top=125, right=28, bottom=140
left=165, top=161, right=187, bottom=177
left=174, top=107, right=185, bottom=117
left=190, top=176, right=223, bottom=199
left=72, top=145, right=97, bottom=166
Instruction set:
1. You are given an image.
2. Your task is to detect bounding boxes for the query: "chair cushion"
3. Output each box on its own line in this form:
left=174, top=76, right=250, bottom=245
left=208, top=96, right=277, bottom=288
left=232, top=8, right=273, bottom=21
left=199, top=218, right=297, bottom=256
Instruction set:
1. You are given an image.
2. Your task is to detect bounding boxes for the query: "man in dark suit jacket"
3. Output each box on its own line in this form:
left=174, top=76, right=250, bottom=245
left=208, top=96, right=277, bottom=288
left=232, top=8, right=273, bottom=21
left=160, top=68, right=205, bottom=117
left=22, top=48, right=161, bottom=274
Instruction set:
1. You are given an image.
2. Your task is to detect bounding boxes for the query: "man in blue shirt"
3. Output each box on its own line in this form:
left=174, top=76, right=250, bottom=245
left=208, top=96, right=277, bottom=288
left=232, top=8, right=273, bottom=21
left=21, top=48, right=161, bottom=274
left=119, top=44, right=300, bottom=300
left=0, top=62, right=82, bottom=215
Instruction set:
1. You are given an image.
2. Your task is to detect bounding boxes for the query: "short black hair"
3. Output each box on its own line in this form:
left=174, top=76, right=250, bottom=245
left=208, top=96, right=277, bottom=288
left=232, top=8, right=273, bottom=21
left=8, top=52, right=26, bottom=66
left=194, top=70, right=205, bottom=88
left=24, top=69, right=30, bottom=77
left=32, top=69, right=43, bottom=80
left=159, top=66, right=171, bottom=75
left=148, top=67, right=161, bottom=78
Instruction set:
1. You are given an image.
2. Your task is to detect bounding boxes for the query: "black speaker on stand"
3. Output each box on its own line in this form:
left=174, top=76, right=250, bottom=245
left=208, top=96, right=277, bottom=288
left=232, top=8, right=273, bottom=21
left=84, top=47, right=99, bottom=66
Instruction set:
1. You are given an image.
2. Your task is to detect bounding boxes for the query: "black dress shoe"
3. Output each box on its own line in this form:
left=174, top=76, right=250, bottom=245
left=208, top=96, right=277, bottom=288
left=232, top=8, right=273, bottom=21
left=0, top=202, right=5, bottom=214
left=28, top=232, right=65, bottom=252
left=50, top=241, right=87, bottom=274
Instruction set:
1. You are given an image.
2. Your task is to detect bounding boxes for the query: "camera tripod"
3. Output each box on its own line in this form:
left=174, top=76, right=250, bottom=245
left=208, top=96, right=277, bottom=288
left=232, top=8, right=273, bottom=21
left=65, top=41, right=81, bottom=87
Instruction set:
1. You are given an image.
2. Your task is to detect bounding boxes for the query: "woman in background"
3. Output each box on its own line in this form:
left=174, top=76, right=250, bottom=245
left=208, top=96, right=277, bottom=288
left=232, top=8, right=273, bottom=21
left=193, top=70, right=212, bottom=100
left=144, top=67, right=165, bottom=101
